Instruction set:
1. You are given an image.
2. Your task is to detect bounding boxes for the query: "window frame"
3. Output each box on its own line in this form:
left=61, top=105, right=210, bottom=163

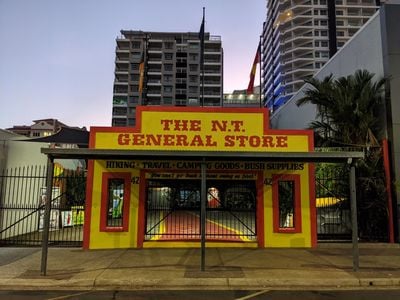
left=100, top=172, right=131, bottom=232
left=272, top=174, right=302, bottom=233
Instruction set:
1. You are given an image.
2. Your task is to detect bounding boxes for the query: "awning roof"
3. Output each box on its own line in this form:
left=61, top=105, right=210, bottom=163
left=41, top=148, right=364, bottom=163
left=24, top=127, right=89, bottom=147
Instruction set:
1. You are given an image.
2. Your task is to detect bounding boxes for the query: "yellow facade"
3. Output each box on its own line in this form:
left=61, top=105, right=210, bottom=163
left=263, top=164, right=313, bottom=247
left=88, top=161, right=141, bottom=249
left=84, top=107, right=315, bottom=249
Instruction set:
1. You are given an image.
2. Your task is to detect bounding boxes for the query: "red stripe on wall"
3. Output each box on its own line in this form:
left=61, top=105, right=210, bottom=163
left=383, top=139, right=395, bottom=243
left=309, top=163, right=317, bottom=247
left=256, top=172, right=265, bottom=247
left=137, top=170, right=146, bottom=248
left=82, top=160, right=94, bottom=249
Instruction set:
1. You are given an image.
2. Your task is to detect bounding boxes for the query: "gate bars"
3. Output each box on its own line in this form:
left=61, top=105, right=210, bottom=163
left=144, top=179, right=256, bottom=241
left=0, top=165, right=86, bottom=247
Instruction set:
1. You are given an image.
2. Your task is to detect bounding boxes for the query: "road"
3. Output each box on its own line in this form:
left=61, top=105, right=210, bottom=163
left=1, top=289, right=400, bottom=299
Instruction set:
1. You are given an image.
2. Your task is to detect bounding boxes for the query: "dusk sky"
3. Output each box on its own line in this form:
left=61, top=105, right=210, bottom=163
left=0, top=0, right=265, bottom=129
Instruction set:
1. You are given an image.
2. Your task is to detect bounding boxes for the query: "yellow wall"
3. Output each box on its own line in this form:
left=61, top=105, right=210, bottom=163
left=89, top=161, right=140, bottom=249
left=87, top=160, right=314, bottom=249
left=263, top=164, right=312, bottom=247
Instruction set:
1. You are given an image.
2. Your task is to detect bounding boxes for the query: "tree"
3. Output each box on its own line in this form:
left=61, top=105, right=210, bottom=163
left=297, top=70, right=386, bottom=148
left=297, top=70, right=389, bottom=241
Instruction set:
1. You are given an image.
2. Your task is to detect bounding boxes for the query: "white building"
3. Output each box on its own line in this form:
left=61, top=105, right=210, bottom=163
left=262, top=0, right=382, bottom=112
left=270, top=0, right=400, bottom=238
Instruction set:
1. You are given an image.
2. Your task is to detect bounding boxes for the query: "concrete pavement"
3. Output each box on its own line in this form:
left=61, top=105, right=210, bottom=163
left=0, top=244, right=400, bottom=290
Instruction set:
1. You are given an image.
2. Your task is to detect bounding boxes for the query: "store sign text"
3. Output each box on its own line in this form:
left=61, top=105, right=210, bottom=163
left=117, top=119, right=288, bottom=149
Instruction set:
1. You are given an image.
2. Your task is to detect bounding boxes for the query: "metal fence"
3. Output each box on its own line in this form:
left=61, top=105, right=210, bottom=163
left=0, top=165, right=86, bottom=247
left=315, top=164, right=352, bottom=241
left=0, top=163, right=389, bottom=247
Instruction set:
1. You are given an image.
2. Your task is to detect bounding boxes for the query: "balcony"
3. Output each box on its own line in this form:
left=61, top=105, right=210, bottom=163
left=113, top=87, right=128, bottom=94
left=116, top=47, right=130, bottom=53
left=113, top=96, right=128, bottom=107
left=115, top=65, right=129, bottom=74
left=112, top=107, right=127, bottom=117
left=114, top=79, right=128, bottom=86
left=203, top=80, right=221, bottom=86
left=147, top=67, right=162, bottom=75
left=116, top=38, right=130, bottom=50
left=148, top=60, right=162, bottom=66
left=147, top=79, right=162, bottom=86
left=115, top=74, right=128, bottom=82
left=147, top=88, right=162, bottom=96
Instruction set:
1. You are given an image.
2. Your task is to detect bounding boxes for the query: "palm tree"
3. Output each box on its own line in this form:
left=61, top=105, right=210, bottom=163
left=297, top=69, right=386, bottom=148
left=297, top=70, right=389, bottom=241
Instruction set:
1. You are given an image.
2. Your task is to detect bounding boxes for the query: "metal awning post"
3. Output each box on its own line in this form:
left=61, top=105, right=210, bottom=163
left=200, top=157, right=207, bottom=271
left=40, top=156, right=54, bottom=276
left=349, top=160, right=359, bottom=271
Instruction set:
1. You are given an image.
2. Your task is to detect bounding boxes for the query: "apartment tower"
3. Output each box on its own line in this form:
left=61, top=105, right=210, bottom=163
left=262, top=0, right=382, bottom=112
left=112, top=31, right=223, bottom=127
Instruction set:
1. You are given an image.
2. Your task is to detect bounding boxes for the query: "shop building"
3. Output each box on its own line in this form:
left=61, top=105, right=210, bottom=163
left=83, top=106, right=317, bottom=249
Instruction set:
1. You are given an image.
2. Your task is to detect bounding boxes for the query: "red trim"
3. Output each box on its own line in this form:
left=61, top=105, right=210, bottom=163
left=383, top=139, right=395, bottom=243
left=82, top=160, right=94, bottom=249
left=256, top=172, right=265, bottom=247
left=272, top=174, right=302, bottom=233
left=308, top=129, right=314, bottom=152
left=100, top=172, right=131, bottom=232
left=88, top=126, right=97, bottom=148
left=308, top=164, right=317, bottom=247
left=143, top=239, right=252, bottom=243
left=137, top=170, right=146, bottom=248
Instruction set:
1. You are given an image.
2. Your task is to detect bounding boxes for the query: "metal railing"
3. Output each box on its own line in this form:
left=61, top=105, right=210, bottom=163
left=0, top=166, right=86, bottom=247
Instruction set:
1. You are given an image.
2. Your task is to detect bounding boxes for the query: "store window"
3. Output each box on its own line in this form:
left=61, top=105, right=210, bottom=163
left=272, top=174, right=301, bottom=233
left=100, top=173, right=131, bottom=231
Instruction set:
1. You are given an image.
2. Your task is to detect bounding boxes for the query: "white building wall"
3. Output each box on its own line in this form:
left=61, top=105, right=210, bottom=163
left=270, top=12, right=383, bottom=130
left=0, top=136, right=49, bottom=239
left=6, top=139, right=48, bottom=169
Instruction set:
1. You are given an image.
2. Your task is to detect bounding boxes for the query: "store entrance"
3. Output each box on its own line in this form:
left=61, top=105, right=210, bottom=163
left=144, top=177, right=257, bottom=242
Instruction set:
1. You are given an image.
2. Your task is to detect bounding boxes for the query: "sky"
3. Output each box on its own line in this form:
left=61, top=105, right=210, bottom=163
left=0, top=0, right=265, bottom=129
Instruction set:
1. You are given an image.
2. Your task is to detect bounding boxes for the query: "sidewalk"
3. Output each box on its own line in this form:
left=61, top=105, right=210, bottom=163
left=0, top=244, right=400, bottom=290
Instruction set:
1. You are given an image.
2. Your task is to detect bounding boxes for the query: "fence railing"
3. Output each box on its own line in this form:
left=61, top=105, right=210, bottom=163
left=0, top=165, right=86, bottom=247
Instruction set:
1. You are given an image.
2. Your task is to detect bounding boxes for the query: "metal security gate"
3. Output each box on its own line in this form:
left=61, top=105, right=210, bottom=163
left=0, top=166, right=86, bottom=247
left=145, top=179, right=257, bottom=242
left=316, top=164, right=351, bottom=241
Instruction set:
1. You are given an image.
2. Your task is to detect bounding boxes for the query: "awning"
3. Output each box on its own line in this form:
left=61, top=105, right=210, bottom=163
left=41, top=148, right=364, bottom=163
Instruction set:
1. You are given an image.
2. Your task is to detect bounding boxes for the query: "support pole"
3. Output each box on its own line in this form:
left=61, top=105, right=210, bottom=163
left=200, top=158, right=207, bottom=271
left=40, top=157, right=54, bottom=276
left=349, top=161, right=359, bottom=271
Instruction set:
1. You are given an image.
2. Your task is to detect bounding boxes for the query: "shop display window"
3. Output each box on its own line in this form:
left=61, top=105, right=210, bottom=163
left=272, top=174, right=301, bottom=233
left=100, top=173, right=131, bottom=232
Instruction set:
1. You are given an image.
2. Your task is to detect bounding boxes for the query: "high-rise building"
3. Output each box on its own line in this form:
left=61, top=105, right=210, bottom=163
left=112, top=30, right=223, bottom=127
left=262, top=0, right=382, bottom=112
